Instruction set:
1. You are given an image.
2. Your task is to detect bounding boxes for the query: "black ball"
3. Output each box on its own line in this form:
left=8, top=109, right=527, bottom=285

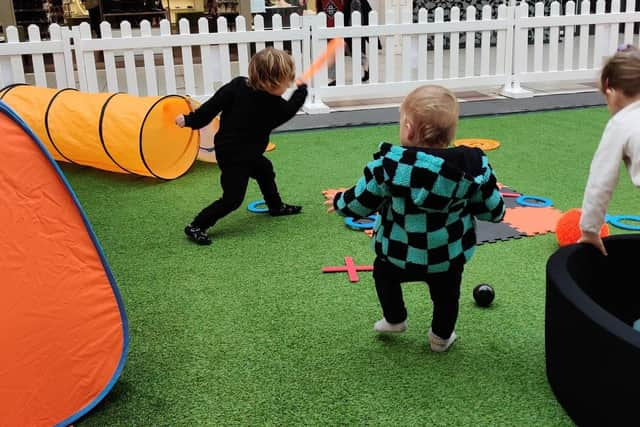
left=473, top=284, right=495, bottom=307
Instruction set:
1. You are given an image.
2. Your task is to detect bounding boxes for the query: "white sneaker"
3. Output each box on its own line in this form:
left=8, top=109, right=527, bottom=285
left=373, top=318, right=407, bottom=333
left=428, top=328, right=457, bottom=352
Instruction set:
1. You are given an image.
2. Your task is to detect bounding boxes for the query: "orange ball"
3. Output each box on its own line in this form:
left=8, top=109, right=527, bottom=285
left=556, top=208, right=609, bottom=246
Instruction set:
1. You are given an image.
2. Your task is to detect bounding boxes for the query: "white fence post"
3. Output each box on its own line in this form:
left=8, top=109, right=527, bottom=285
left=548, top=1, right=560, bottom=72
left=578, top=0, right=590, bottom=69
left=501, top=2, right=534, bottom=98
left=563, top=1, right=576, bottom=72
left=27, top=25, right=47, bottom=87
left=71, top=25, right=87, bottom=92
left=533, top=2, right=544, bottom=72
left=300, top=13, right=316, bottom=111
left=160, top=19, right=177, bottom=95
left=351, top=11, right=363, bottom=85
left=60, top=26, right=76, bottom=88
left=464, top=6, right=476, bottom=78
left=333, top=12, right=346, bottom=86
left=301, top=14, right=313, bottom=82
left=434, top=8, right=445, bottom=79
left=140, top=20, right=158, bottom=96
left=400, top=7, right=412, bottom=82
left=100, top=23, right=118, bottom=93
left=217, top=16, right=232, bottom=84
left=120, top=21, right=139, bottom=95
left=384, top=8, right=395, bottom=83
left=417, top=8, right=428, bottom=80
left=290, top=13, right=304, bottom=83
left=80, top=22, right=99, bottom=92
left=480, top=5, right=492, bottom=76
left=496, top=4, right=508, bottom=76
left=179, top=19, right=196, bottom=96
left=623, top=0, right=636, bottom=45
left=303, top=12, right=330, bottom=114
left=4, top=26, right=25, bottom=85
left=199, top=17, right=216, bottom=95
left=608, top=0, right=621, bottom=54
left=449, top=7, right=460, bottom=79
left=368, top=10, right=379, bottom=84
left=593, top=0, right=609, bottom=68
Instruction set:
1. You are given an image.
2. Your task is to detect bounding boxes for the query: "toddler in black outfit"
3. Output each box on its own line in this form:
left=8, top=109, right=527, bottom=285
left=176, top=48, right=308, bottom=245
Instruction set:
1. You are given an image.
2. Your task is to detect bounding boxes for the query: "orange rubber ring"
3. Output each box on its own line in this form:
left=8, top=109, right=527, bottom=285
left=454, top=138, right=500, bottom=151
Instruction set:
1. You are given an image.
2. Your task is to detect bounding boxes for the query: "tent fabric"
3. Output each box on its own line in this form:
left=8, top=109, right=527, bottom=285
left=0, top=101, right=129, bottom=426
left=0, top=85, right=198, bottom=179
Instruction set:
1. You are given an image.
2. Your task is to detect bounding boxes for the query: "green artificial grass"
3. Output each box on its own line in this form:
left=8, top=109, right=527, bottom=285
left=65, top=106, right=636, bottom=426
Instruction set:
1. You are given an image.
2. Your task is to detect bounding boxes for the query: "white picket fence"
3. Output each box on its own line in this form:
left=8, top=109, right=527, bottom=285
left=513, top=0, right=640, bottom=86
left=1, top=1, right=639, bottom=112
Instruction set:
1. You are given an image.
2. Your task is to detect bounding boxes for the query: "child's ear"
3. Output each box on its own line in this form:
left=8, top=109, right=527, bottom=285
left=405, top=121, right=416, bottom=141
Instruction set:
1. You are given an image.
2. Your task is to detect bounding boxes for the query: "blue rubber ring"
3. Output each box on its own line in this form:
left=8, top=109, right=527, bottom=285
left=606, top=215, right=640, bottom=231
left=247, top=199, right=269, bottom=213
left=516, top=195, right=553, bottom=208
left=345, top=215, right=377, bottom=230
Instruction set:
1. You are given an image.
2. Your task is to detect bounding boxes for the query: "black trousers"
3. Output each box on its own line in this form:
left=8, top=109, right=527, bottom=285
left=192, top=153, right=282, bottom=230
left=373, top=256, right=463, bottom=339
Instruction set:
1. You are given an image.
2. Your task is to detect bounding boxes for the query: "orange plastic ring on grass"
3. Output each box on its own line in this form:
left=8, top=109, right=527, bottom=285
left=266, top=142, right=276, bottom=152
left=454, top=138, right=500, bottom=151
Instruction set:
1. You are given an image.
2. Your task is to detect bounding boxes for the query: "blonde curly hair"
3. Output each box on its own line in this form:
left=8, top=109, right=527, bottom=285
left=400, top=85, right=459, bottom=148
left=248, top=47, right=296, bottom=92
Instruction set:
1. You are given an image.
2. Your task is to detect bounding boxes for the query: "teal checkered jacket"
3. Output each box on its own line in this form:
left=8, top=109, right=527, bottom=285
left=333, top=142, right=505, bottom=273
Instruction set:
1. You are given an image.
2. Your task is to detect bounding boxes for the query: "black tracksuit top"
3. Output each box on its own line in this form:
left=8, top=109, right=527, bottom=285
left=184, top=76, right=308, bottom=157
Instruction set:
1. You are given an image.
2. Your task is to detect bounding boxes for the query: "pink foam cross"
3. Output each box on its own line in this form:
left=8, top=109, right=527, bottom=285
left=322, top=256, right=373, bottom=283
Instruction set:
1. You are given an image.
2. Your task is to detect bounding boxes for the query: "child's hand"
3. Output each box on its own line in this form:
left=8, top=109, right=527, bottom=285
left=322, top=188, right=346, bottom=213
left=322, top=188, right=346, bottom=200
left=175, top=114, right=186, bottom=128
left=323, top=198, right=335, bottom=213
left=578, top=231, right=608, bottom=256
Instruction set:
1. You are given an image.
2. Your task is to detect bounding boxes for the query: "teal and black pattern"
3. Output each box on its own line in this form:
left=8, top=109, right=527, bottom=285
left=334, top=142, right=505, bottom=273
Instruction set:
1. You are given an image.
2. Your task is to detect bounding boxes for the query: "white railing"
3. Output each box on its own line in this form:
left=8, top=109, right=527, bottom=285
left=511, top=0, right=640, bottom=88
left=0, top=24, right=74, bottom=89
left=312, top=5, right=513, bottom=102
left=72, top=14, right=309, bottom=98
left=1, top=1, right=639, bottom=112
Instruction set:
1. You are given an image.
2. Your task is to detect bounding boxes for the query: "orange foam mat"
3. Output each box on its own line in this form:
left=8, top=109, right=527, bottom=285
left=503, top=206, right=565, bottom=236
left=0, top=102, right=128, bottom=426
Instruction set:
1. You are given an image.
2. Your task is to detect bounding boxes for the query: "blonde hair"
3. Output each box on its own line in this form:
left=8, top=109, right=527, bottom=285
left=248, top=47, right=296, bottom=92
left=400, top=85, right=459, bottom=148
left=600, top=45, right=640, bottom=97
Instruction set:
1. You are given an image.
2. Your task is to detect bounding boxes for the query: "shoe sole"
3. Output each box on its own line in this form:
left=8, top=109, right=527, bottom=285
left=374, top=327, right=407, bottom=333
left=185, top=236, right=212, bottom=245
left=429, top=331, right=457, bottom=352
left=374, top=321, right=407, bottom=333
left=184, top=230, right=212, bottom=245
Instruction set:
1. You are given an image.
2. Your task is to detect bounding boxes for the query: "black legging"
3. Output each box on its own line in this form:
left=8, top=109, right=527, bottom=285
left=372, top=256, right=463, bottom=339
left=192, top=154, right=283, bottom=230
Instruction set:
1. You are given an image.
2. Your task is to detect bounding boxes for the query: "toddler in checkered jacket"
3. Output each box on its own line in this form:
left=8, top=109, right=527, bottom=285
left=324, top=85, right=505, bottom=352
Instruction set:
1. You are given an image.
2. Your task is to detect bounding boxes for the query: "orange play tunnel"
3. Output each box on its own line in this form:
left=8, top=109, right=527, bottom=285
left=0, top=101, right=128, bottom=426
left=0, top=84, right=198, bottom=179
